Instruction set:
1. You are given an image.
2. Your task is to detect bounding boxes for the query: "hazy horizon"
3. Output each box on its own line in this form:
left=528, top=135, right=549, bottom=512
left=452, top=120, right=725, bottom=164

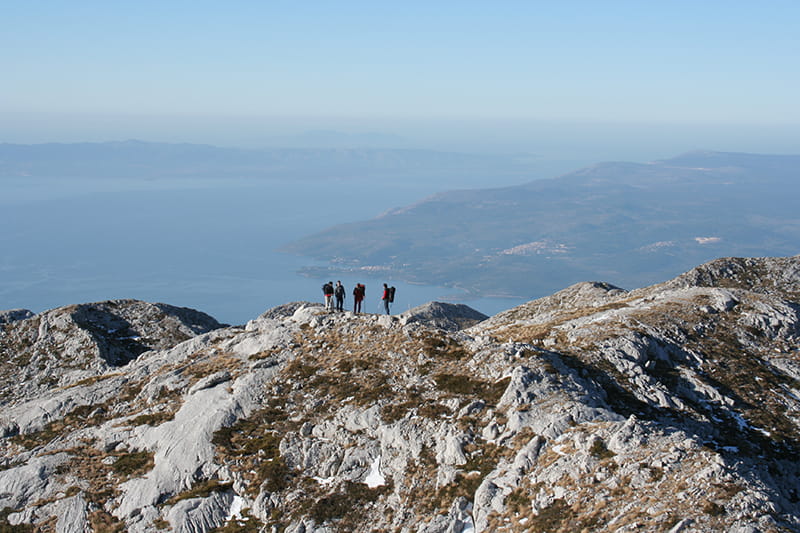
left=3, top=117, right=799, bottom=184
left=3, top=2, right=799, bottom=321
left=3, top=2, right=799, bottom=158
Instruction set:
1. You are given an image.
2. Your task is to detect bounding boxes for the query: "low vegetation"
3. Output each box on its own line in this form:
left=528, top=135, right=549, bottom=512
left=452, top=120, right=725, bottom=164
left=433, top=373, right=510, bottom=403
left=303, top=481, right=391, bottom=527
left=0, top=507, right=34, bottom=533
left=165, top=479, right=233, bottom=506
left=421, top=333, right=470, bottom=360
left=3, top=256, right=800, bottom=531
left=111, top=450, right=155, bottom=477
left=212, top=399, right=295, bottom=496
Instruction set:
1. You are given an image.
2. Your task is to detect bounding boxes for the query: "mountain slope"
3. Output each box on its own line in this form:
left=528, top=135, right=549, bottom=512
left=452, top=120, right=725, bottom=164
left=0, top=256, right=799, bottom=532
left=283, top=151, right=800, bottom=300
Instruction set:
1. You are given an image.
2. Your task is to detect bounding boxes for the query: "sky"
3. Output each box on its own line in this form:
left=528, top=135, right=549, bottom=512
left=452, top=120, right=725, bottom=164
left=2, top=1, right=799, bottom=152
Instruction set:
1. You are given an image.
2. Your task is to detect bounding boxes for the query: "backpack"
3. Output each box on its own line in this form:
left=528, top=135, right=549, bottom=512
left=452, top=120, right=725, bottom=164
left=388, top=286, right=396, bottom=303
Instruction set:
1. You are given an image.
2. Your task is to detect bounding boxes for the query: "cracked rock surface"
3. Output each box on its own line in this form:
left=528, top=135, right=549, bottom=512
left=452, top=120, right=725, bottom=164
left=1, top=256, right=799, bottom=532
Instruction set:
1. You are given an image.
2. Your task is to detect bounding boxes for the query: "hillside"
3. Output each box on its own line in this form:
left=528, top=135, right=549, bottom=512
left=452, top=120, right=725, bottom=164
left=1, top=256, right=799, bottom=532
left=283, top=151, right=800, bottom=300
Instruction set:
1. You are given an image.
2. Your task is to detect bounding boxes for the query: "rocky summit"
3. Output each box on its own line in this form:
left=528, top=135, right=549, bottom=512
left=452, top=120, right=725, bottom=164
left=1, top=257, right=799, bottom=532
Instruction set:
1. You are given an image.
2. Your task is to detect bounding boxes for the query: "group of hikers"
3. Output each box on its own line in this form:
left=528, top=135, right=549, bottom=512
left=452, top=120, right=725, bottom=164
left=321, top=281, right=396, bottom=314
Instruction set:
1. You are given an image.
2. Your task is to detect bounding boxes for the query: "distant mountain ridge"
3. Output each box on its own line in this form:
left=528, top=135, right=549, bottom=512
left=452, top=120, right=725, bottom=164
left=284, top=150, right=800, bottom=301
left=0, top=140, right=528, bottom=180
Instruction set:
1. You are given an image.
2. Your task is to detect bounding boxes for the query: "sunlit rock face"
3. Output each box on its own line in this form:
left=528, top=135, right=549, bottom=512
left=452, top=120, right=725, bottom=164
left=1, top=256, right=799, bottom=532
left=0, top=300, right=224, bottom=410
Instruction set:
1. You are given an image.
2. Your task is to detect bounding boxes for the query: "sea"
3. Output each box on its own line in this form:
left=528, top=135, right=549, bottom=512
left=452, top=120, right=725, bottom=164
left=1, top=175, right=526, bottom=325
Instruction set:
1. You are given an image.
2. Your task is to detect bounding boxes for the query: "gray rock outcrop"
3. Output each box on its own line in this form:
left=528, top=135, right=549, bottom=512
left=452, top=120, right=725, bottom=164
left=1, top=257, right=799, bottom=532
left=0, top=309, right=35, bottom=325
left=0, top=299, right=224, bottom=407
left=401, top=301, right=488, bottom=331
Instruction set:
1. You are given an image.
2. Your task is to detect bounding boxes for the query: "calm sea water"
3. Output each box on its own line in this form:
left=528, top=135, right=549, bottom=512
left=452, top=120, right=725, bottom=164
left=1, top=177, right=524, bottom=324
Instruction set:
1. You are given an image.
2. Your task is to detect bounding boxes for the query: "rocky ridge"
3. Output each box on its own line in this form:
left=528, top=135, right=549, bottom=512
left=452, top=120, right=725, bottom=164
left=402, top=301, right=489, bottom=332
left=0, top=309, right=34, bottom=325
left=0, top=257, right=798, bottom=532
left=0, top=300, right=224, bottom=409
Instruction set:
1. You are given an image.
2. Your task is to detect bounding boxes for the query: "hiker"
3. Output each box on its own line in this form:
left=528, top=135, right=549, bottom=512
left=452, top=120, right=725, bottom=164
left=322, top=281, right=334, bottom=311
left=382, top=283, right=394, bottom=315
left=353, top=283, right=365, bottom=313
left=334, top=281, right=345, bottom=312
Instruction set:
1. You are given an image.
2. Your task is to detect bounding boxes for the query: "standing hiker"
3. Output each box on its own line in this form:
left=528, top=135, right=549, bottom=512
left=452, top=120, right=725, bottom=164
left=322, top=281, right=334, bottom=311
left=334, top=281, right=346, bottom=312
left=353, top=283, right=365, bottom=313
left=381, top=283, right=395, bottom=315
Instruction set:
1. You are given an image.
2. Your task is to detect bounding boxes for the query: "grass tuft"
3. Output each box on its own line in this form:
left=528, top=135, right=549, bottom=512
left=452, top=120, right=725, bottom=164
left=112, top=450, right=154, bottom=478
left=165, top=479, right=232, bottom=506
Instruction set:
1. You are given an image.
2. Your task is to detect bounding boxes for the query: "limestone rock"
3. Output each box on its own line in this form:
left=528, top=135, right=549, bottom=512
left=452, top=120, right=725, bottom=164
left=0, top=309, right=34, bottom=325
left=257, top=301, right=322, bottom=321
left=1, top=257, right=799, bottom=532
left=401, top=301, right=489, bottom=331
left=0, top=299, right=224, bottom=407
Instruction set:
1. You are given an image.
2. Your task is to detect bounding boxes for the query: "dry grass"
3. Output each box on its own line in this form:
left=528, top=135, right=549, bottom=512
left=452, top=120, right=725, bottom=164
left=211, top=399, right=295, bottom=496
left=420, top=333, right=470, bottom=360
left=164, top=479, right=233, bottom=506
left=589, top=438, right=616, bottom=460
left=47, top=446, right=155, bottom=516
left=678, top=311, right=800, bottom=455
left=111, top=450, right=154, bottom=477
left=248, top=346, right=284, bottom=361
left=299, top=480, right=391, bottom=527
left=400, top=434, right=532, bottom=517
left=152, top=517, right=171, bottom=530
left=238, top=314, right=535, bottom=524
left=279, top=321, right=430, bottom=415
left=208, top=319, right=438, bottom=506
left=88, top=510, right=125, bottom=533
left=10, top=403, right=108, bottom=450
left=485, top=425, right=751, bottom=533
left=489, top=299, right=634, bottom=344
left=127, top=410, right=176, bottom=427
left=433, top=373, right=510, bottom=404
left=58, top=372, right=125, bottom=390
left=183, top=353, right=243, bottom=385
left=0, top=507, right=35, bottom=532
left=8, top=376, right=153, bottom=453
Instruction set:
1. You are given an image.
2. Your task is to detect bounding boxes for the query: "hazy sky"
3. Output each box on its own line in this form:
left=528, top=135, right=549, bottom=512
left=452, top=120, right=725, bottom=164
left=2, top=1, right=799, bottom=150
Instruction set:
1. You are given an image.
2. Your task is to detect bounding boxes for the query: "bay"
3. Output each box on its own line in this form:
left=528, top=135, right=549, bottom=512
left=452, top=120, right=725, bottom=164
left=1, top=177, right=524, bottom=324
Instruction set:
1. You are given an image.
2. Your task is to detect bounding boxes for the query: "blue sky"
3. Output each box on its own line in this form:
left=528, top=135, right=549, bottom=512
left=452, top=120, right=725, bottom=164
left=2, top=1, right=799, bottom=148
